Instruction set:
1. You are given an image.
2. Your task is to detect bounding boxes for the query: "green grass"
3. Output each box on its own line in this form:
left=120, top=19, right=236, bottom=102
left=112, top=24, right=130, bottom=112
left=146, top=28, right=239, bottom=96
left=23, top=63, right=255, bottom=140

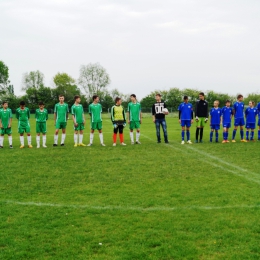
left=1, top=114, right=260, bottom=259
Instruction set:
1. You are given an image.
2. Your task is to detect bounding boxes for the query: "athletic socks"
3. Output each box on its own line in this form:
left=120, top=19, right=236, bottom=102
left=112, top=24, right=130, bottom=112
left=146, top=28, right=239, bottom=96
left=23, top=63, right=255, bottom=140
left=182, top=130, right=185, bottom=141
left=186, top=130, right=190, bottom=141
left=90, top=133, right=94, bottom=144
left=79, top=134, right=83, bottom=144
left=0, top=136, right=3, bottom=146
left=130, top=132, right=134, bottom=142
left=27, top=135, right=31, bottom=145
left=54, top=134, right=58, bottom=144
left=43, top=135, right=46, bottom=146
left=36, top=136, right=40, bottom=146
left=119, top=133, right=124, bottom=143
left=210, top=132, right=213, bottom=142
left=246, top=130, right=249, bottom=140
left=99, top=133, right=104, bottom=144
left=216, top=131, right=218, bottom=142
left=61, top=134, right=66, bottom=144
left=232, top=129, right=237, bottom=140
left=251, top=131, right=254, bottom=140
left=20, top=136, right=24, bottom=146
left=136, top=131, right=140, bottom=141
left=74, top=134, right=78, bottom=144
left=240, top=130, right=244, bottom=140
left=8, top=136, right=12, bottom=146
left=195, top=128, right=199, bottom=140
left=113, top=133, right=117, bottom=143
left=199, top=128, right=204, bottom=141
left=258, top=130, right=260, bottom=140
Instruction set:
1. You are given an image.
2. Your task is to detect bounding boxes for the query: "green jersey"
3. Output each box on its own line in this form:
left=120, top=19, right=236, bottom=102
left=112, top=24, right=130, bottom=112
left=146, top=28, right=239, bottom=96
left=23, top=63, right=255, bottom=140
left=71, top=104, right=84, bottom=124
left=127, top=102, right=141, bottom=121
left=35, top=108, right=48, bottom=122
left=0, top=108, right=12, bottom=128
left=16, top=107, right=30, bottom=123
left=54, top=102, right=69, bottom=123
left=89, top=103, right=102, bottom=123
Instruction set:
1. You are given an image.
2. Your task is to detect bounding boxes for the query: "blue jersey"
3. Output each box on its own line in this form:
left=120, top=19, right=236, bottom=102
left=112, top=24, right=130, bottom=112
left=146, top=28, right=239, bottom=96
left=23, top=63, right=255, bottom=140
left=221, top=106, right=232, bottom=124
left=245, top=107, right=257, bottom=123
left=257, top=102, right=260, bottom=116
left=233, top=101, right=244, bottom=119
left=210, top=108, right=221, bottom=125
left=178, top=102, right=193, bottom=120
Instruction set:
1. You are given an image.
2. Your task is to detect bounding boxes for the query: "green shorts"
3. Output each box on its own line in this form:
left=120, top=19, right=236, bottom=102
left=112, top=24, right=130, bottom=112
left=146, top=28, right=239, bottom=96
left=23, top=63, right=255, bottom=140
left=130, top=121, right=140, bottom=130
left=196, top=117, right=206, bottom=127
left=0, top=127, right=12, bottom=135
left=91, top=122, right=102, bottom=130
left=18, top=125, right=30, bottom=134
left=36, top=122, right=47, bottom=134
left=56, top=122, right=67, bottom=129
left=74, top=123, right=85, bottom=131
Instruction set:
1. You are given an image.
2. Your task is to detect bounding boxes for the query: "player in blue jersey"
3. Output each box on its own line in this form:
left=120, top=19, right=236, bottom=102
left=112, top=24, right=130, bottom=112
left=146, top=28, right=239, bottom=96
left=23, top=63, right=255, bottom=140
left=210, top=100, right=222, bottom=142
left=245, top=101, right=257, bottom=141
left=232, top=94, right=246, bottom=142
left=257, top=101, right=260, bottom=140
left=221, top=100, right=233, bottom=143
left=178, top=96, right=193, bottom=144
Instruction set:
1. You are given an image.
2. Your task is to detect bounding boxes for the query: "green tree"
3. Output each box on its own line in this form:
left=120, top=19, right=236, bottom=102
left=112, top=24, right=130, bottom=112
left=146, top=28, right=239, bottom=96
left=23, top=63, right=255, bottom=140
left=78, top=63, right=111, bottom=100
left=0, top=61, right=10, bottom=94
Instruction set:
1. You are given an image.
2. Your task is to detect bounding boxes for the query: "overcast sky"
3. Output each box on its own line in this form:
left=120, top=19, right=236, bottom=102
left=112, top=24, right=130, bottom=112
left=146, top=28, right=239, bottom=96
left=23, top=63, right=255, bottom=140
left=1, top=0, right=260, bottom=99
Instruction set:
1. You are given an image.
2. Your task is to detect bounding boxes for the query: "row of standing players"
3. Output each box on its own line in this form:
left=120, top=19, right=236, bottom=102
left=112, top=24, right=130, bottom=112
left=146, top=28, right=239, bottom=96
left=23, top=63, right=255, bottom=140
left=0, top=92, right=256, bottom=148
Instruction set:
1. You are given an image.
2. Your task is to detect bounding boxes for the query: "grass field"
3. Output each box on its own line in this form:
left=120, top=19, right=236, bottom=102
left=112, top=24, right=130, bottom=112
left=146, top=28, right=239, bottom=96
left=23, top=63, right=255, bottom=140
left=1, top=114, right=260, bottom=259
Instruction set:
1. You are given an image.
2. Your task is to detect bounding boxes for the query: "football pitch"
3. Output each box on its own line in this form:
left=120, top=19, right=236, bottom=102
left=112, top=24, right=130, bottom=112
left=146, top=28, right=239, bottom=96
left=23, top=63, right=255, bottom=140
left=1, top=115, right=260, bottom=259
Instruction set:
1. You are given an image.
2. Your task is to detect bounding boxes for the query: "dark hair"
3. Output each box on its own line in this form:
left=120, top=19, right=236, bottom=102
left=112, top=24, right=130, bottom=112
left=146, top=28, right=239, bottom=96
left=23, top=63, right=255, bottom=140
left=115, top=97, right=121, bottom=103
left=93, top=95, right=98, bottom=101
left=20, top=101, right=25, bottom=105
left=130, top=94, right=136, bottom=98
left=225, top=100, right=231, bottom=103
left=199, top=92, right=204, bottom=96
left=237, top=94, right=243, bottom=99
left=156, top=93, right=161, bottom=97
left=59, top=94, right=64, bottom=98
left=183, top=95, right=188, bottom=100
left=74, top=95, right=80, bottom=101
left=2, top=101, right=8, bottom=105
left=39, top=101, right=44, bottom=105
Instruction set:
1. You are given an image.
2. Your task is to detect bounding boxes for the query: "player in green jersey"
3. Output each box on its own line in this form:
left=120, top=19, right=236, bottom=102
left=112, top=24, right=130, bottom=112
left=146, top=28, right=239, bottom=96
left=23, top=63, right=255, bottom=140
left=35, top=101, right=48, bottom=148
left=111, top=97, right=127, bottom=146
left=71, top=95, right=86, bottom=147
left=16, top=101, right=32, bottom=148
left=0, top=101, right=13, bottom=148
left=53, top=94, right=69, bottom=146
left=127, top=94, right=142, bottom=144
left=87, top=95, right=105, bottom=146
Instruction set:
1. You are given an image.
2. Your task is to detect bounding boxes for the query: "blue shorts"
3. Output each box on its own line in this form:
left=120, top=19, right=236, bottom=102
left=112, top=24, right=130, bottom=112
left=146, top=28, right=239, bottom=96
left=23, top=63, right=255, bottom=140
left=211, top=124, right=220, bottom=130
left=246, top=123, right=255, bottom=129
left=223, top=123, right=231, bottom=129
left=181, top=120, right=191, bottom=127
left=234, top=118, right=245, bottom=126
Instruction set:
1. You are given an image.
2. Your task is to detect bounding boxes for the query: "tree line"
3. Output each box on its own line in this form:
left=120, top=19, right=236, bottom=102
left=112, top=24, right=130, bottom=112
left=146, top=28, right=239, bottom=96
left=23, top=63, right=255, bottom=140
left=0, top=60, right=259, bottom=113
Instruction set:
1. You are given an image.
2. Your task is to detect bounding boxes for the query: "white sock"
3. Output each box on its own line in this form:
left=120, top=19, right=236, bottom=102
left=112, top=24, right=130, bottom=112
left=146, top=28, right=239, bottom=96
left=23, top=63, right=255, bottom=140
left=99, top=133, right=103, bottom=144
left=79, top=134, right=83, bottom=143
left=54, top=134, right=58, bottom=144
left=43, top=135, right=46, bottom=146
left=136, top=132, right=140, bottom=141
left=0, top=136, right=3, bottom=146
left=61, top=134, right=66, bottom=144
left=27, top=135, right=31, bottom=145
left=130, top=132, right=134, bottom=142
left=90, top=133, right=94, bottom=144
left=20, top=136, right=24, bottom=146
left=36, top=136, right=40, bottom=146
left=8, top=136, right=12, bottom=146
left=74, top=134, right=78, bottom=144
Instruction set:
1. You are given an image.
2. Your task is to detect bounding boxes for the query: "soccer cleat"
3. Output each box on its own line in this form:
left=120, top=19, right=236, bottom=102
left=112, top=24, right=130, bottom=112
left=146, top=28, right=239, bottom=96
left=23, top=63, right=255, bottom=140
left=9, top=145, right=13, bottom=149
left=131, top=142, right=135, bottom=145
left=187, top=140, right=192, bottom=144
left=74, top=144, right=78, bottom=147
left=87, top=143, right=92, bottom=146
left=232, top=140, right=236, bottom=143
left=121, top=142, right=127, bottom=146
left=0, top=146, right=3, bottom=148
left=251, top=139, right=256, bottom=142
left=241, top=139, right=247, bottom=142
left=181, top=141, right=185, bottom=145
left=20, top=145, right=24, bottom=149
left=113, top=143, right=116, bottom=146
left=222, top=140, right=226, bottom=143
left=53, top=144, right=58, bottom=147
left=60, top=143, right=65, bottom=146
left=79, top=143, right=86, bottom=147
left=136, top=141, right=141, bottom=144
left=28, top=144, right=33, bottom=148
left=101, top=143, right=106, bottom=146
left=165, top=140, right=169, bottom=143
left=195, top=140, right=198, bottom=143
left=37, top=145, right=40, bottom=148
left=157, top=141, right=161, bottom=143
left=199, top=140, right=203, bottom=143
left=43, top=145, right=47, bottom=148
left=226, top=140, right=230, bottom=143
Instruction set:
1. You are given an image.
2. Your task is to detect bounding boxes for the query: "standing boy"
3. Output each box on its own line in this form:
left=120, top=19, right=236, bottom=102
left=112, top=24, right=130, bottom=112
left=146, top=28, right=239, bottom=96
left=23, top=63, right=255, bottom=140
left=35, top=101, right=48, bottom=148
left=232, top=94, right=246, bottom=142
left=178, top=96, right=193, bottom=144
left=221, top=100, right=233, bottom=143
left=256, top=101, right=260, bottom=140
left=245, top=101, right=257, bottom=141
left=0, top=101, right=13, bottom=148
left=194, top=92, right=208, bottom=143
left=152, top=93, right=169, bottom=143
left=127, top=94, right=142, bottom=144
left=53, top=94, right=69, bottom=146
left=16, top=101, right=32, bottom=148
left=111, top=97, right=127, bottom=146
left=71, top=95, right=86, bottom=147
left=210, top=100, right=222, bottom=142
left=87, top=95, right=105, bottom=146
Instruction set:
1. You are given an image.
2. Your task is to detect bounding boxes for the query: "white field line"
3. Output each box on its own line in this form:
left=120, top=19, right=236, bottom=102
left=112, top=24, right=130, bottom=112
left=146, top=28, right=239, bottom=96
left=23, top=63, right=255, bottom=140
left=2, top=200, right=260, bottom=212
left=141, top=134, right=260, bottom=185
